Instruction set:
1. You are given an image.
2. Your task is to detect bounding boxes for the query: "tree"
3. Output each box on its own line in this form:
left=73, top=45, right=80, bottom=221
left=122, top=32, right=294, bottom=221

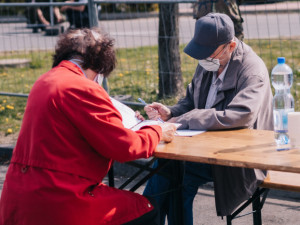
left=158, top=3, right=184, bottom=99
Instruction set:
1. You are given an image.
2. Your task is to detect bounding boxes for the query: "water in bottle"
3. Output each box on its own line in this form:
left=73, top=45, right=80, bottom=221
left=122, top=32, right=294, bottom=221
left=271, top=57, right=294, bottom=150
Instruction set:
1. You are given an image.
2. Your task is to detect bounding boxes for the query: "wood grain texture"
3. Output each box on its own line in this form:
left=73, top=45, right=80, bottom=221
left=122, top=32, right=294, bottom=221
left=260, top=171, right=300, bottom=192
left=155, top=129, right=300, bottom=173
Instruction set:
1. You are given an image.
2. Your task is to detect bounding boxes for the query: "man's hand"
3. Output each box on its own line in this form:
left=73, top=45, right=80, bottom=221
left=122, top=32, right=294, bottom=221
left=144, top=102, right=172, bottom=121
left=159, top=122, right=177, bottom=143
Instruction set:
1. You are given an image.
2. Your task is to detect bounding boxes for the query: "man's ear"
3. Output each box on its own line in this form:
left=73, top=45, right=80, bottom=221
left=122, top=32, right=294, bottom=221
left=229, top=41, right=237, bottom=53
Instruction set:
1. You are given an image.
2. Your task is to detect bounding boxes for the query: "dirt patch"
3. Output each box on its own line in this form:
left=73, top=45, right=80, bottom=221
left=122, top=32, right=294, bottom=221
left=0, top=131, right=19, bottom=145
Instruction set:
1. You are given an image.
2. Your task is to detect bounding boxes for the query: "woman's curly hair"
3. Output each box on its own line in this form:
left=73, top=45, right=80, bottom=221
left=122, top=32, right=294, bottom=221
left=52, top=27, right=116, bottom=77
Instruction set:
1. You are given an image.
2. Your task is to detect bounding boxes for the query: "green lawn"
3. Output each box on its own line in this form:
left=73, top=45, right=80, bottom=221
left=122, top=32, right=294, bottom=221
left=0, top=39, right=299, bottom=136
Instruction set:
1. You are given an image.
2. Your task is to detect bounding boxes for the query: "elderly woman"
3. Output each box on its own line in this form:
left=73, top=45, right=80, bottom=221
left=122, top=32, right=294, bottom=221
left=0, top=28, right=176, bottom=225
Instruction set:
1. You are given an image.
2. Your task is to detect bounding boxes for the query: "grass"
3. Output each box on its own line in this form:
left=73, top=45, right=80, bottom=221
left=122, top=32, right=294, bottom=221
left=0, top=38, right=299, bottom=136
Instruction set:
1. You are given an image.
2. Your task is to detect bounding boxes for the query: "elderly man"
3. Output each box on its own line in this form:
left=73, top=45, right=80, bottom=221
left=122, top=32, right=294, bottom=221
left=143, top=13, right=273, bottom=225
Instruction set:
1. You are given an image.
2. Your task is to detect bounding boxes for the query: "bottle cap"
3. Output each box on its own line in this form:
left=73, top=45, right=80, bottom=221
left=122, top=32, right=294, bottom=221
left=277, top=57, right=285, bottom=64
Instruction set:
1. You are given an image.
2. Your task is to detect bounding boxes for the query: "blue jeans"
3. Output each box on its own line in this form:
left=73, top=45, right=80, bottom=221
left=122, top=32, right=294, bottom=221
left=143, top=159, right=213, bottom=225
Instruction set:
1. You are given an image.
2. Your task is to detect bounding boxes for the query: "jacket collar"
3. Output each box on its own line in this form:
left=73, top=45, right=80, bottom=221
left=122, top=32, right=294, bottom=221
left=58, top=60, right=86, bottom=78
left=211, top=38, right=244, bottom=107
left=218, top=38, right=243, bottom=92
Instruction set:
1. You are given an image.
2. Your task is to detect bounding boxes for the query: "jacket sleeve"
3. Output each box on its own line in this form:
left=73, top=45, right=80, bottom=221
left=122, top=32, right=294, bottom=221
left=172, top=74, right=268, bottom=130
left=58, top=85, right=162, bottom=163
left=169, top=79, right=196, bottom=117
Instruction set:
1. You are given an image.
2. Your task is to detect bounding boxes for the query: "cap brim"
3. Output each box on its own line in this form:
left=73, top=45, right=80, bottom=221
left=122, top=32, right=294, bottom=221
left=183, top=39, right=218, bottom=60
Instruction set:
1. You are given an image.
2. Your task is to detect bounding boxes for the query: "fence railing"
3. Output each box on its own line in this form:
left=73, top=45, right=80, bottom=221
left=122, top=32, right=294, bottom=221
left=0, top=0, right=299, bottom=105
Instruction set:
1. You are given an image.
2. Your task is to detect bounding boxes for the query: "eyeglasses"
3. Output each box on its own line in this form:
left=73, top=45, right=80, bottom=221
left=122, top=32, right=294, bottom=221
left=210, top=43, right=230, bottom=60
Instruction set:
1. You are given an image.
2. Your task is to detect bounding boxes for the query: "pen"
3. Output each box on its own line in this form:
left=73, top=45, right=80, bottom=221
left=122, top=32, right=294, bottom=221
left=137, top=98, right=147, bottom=106
left=137, top=98, right=165, bottom=123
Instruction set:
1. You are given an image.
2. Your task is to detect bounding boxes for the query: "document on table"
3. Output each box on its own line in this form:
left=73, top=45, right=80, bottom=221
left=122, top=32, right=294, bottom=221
left=110, top=97, right=142, bottom=129
left=110, top=97, right=181, bottom=131
left=175, top=130, right=206, bottom=137
left=110, top=97, right=204, bottom=136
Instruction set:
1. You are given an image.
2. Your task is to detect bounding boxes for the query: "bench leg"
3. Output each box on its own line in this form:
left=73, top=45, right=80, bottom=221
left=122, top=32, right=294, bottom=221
left=225, top=188, right=269, bottom=225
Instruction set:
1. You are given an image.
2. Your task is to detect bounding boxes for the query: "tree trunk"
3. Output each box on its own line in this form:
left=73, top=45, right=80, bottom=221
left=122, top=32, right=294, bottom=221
left=158, top=3, right=184, bottom=99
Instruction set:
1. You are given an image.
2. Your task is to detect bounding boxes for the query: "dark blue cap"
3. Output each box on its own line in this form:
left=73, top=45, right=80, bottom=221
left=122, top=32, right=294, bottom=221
left=184, top=13, right=234, bottom=60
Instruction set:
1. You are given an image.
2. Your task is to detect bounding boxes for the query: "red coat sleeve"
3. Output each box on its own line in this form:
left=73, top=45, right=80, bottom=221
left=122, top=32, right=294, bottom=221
left=57, top=84, right=162, bottom=163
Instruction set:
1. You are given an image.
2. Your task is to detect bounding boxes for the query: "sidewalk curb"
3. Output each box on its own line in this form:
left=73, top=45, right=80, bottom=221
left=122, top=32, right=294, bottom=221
left=98, top=8, right=297, bottom=21
left=0, top=4, right=298, bottom=23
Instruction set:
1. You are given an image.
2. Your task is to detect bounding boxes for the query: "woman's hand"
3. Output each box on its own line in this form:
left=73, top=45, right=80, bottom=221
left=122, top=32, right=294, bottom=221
left=144, top=102, right=172, bottom=121
left=135, top=111, right=145, bottom=121
left=159, top=122, right=177, bottom=143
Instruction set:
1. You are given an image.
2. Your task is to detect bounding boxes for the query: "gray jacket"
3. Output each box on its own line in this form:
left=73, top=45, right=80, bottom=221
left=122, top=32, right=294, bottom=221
left=169, top=39, right=273, bottom=216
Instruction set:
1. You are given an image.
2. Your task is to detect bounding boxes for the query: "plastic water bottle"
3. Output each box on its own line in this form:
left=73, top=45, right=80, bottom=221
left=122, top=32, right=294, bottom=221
left=271, top=57, right=294, bottom=150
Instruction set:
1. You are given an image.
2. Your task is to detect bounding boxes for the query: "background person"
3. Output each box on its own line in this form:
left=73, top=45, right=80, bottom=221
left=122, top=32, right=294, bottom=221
left=60, top=0, right=90, bottom=29
left=26, top=0, right=64, bottom=27
left=193, top=0, right=244, bottom=40
left=143, top=13, right=273, bottom=225
left=0, top=27, right=176, bottom=225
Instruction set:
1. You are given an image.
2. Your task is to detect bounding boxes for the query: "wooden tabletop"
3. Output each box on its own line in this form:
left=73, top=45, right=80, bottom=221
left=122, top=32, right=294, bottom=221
left=155, top=129, right=300, bottom=173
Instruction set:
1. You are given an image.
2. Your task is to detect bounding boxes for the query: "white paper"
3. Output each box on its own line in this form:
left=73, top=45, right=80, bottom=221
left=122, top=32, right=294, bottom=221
left=110, top=98, right=205, bottom=136
left=110, top=97, right=141, bottom=129
left=131, top=120, right=162, bottom=131
left=110, top=97, right=181, bottom=131
left=175, top=130, right=206, bottom=137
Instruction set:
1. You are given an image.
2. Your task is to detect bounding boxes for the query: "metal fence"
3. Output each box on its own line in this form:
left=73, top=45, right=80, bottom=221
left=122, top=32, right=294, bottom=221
left=0, top=1, right=299, bottom=106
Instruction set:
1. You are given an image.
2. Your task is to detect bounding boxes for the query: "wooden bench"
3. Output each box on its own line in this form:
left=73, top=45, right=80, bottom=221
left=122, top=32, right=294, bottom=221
left=227, top=171, right=300, bottom=225
left=260, top=170, right=300, bottom=192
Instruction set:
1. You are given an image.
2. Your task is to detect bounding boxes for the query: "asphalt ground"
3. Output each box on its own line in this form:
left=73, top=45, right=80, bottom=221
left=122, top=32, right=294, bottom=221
left=0, top=2, right=300, bottom=223
left=1, top=161, right=299, bottom=225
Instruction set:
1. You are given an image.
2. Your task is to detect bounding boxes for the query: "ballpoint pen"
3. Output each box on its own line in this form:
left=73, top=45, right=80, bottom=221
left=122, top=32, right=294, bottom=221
left=137, top=98, right=147, bottom=106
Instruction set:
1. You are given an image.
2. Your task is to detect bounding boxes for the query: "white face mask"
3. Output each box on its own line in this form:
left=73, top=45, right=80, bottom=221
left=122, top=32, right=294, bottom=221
left=198, top=58, right=220, bottom=72
left=198, top=44, right=229, bottom=72
left=94, top=74, right=104, bottom=86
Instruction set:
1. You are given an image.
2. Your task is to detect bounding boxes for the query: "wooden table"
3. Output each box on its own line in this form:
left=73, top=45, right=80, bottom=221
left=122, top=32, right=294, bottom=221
left=155, top=129, right=300, bottom=173
left=154, top=129, right=300, bottom=225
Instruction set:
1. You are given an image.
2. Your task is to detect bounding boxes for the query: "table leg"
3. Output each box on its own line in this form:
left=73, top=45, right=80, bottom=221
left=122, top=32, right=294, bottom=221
left=252, top=194, right=262, bottom=225
left=170, top=160, right=185, bottom=225
left=108, top=166, right=115, bottom=187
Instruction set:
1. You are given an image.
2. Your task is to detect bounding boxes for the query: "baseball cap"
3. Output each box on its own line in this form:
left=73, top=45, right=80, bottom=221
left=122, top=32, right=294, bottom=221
left=184, top=13, right=234, bottom=60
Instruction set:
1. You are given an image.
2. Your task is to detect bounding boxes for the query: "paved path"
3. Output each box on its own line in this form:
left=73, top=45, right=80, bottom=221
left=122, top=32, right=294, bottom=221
left=240, top=1, right=300, bottom=14
left=0, top=2, right=299, bottom=51
left=1, top=164, right=299, bottom=224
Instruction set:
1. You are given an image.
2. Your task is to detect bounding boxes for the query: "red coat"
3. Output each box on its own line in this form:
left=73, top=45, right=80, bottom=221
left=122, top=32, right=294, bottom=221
left=0, top=61, right=162, bottom=225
